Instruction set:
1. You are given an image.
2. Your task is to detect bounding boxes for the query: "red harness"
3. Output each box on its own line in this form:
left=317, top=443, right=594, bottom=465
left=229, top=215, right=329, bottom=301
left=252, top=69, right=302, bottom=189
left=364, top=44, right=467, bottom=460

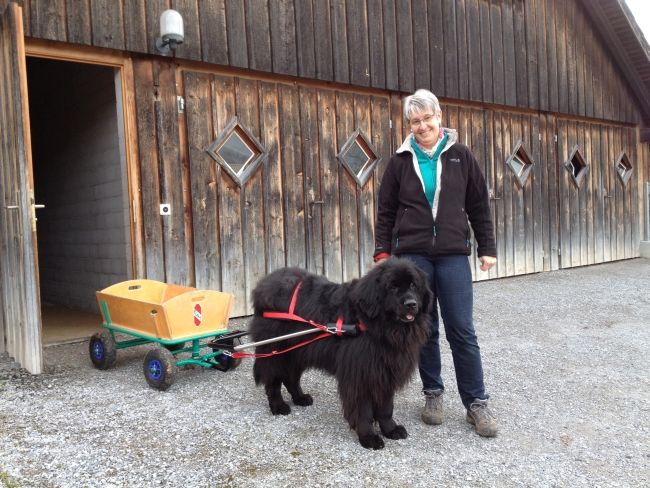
left=231, top=281, right=366, bottom=360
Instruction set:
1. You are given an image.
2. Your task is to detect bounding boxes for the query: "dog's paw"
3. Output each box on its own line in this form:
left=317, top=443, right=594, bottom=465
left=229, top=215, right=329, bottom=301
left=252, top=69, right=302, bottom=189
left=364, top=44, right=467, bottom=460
left=383, top=425, right=408, bottom=440
left=292, top=394, right=313, bottom=406
left=359, top=433, right=385, bottom=450
left=270, top=402, right=291, bottom=415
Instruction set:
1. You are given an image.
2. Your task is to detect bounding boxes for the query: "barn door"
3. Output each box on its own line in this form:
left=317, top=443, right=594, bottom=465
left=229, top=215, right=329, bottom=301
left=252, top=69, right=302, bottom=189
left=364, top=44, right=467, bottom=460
left=183, top=71, right=391, bottom=315
left=0, top=3, right=43, bottom=373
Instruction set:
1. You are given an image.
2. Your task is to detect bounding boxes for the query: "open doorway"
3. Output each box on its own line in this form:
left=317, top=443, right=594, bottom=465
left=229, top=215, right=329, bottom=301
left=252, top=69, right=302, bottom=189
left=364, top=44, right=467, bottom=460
left=26, top=57, right=132, bottom=345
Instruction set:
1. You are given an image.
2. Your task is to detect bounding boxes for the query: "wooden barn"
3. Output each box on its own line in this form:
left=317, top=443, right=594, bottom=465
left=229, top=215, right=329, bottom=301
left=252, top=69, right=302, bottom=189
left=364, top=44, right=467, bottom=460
left=1, top=0, right=649, bottom=373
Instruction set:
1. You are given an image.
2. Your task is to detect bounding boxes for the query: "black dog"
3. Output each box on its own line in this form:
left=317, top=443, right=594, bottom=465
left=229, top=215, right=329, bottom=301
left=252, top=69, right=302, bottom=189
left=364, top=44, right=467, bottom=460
left=249, top=258, right=431, bottom=449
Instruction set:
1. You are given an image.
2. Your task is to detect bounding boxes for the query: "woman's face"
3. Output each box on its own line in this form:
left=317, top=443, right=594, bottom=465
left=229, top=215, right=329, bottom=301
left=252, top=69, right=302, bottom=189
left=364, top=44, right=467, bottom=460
left=409, top=110, right=442, bottom=149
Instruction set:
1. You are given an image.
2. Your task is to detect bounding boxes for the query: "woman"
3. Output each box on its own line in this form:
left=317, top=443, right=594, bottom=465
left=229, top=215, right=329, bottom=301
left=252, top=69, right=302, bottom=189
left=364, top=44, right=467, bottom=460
left=374, top=89, right=498, bottom=437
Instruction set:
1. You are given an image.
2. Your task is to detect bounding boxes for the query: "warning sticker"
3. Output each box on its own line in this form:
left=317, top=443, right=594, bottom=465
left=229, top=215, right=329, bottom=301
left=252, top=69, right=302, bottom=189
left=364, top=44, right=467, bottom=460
left=193, top=304, right=202, bottom=326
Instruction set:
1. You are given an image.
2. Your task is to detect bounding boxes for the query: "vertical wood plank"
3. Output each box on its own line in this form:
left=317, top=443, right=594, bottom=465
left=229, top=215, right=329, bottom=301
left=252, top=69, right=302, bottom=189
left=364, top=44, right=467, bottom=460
left=455, top=0, right=469, bottom=100
left=66, top=0, right=91, bottom=45
left=91, top=0, right=125, bottom=50
left=411, top=0, right=429, bottom=90
left=299, top=86, right=323, bottom=274
left=442, top=0, right=457, bottom=98
left=225, top=0, right=248, bottom=68
left=331, top=0, right=349, bottom=84
left=123, top=0, right=148, bottom=53
left=479, top=0, right=492, bottom=103
left=531, top=115, right=544, bottom=272
left=535, top=0, right=548, bottom=111
left=512, top=0, right=527, bottom=107
left=524, top=0, right=538, bottom=109
left=133, top=59, right=165, bottom=281
left=155, top=61, right=189, bottom=285
left=184, top=71, right=221, bottom=291
left=347, top=0, right=370, bottom=87
left=30, top=0, right=66, bottom=41
left=367, top=0, right=386, bottom=88
left=490, top=1, right=505, bottom=105
left=501, top=0, right=516, bottom=107
left=260, top=81, right=286, bottom=272
left=545, top=0, right=558, bottom=113
left=235, top=77, right=265, bottom=311
left=313, top=0, right=334, bottom=81
left=396, top=0, right=414, bottom=92
left=294, top=0, right=316, bottom=78
left=466, top=0, right=481, bottom=101
left=198, top=0, right=228, bottom=65
left=269, top=0, right=297, bottom=76
left=246, top=0, right=272, bottom=72
left=558, top=119, right=570, bottom=268
left=278, top=83, right=306, bottom=268
left=556, top=0, right=569, bottom=114
left=337, top=91, right=359, bottom=282
left=318, top=89, right=342, bottom=282
left=212, top=74, right=245, bottom=314
left=566, top=1, right=578, bottom=116
left=428, top=0, right=444, bottom=94
left=592, top=124, right=604, bottom=263
left=355, top=93, right=374, bottom=274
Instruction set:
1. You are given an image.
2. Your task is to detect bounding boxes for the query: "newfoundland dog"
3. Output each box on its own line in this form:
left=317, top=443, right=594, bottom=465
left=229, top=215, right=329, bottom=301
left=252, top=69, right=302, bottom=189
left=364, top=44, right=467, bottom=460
left=249, top=258, right=432, bottom=449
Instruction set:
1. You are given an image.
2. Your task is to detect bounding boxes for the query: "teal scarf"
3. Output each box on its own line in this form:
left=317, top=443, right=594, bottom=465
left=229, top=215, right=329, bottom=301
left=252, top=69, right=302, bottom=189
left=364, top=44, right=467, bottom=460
left=410, top=133, right=448, bottom=207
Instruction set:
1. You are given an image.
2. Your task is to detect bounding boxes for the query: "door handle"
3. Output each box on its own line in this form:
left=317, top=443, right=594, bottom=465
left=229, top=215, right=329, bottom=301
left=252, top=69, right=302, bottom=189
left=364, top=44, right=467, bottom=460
left=6, top=205, right=19, bottom=209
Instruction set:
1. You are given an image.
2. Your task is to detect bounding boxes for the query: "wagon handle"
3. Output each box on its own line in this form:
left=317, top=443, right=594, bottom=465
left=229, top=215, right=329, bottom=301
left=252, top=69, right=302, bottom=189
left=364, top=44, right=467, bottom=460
left=128, top=284, right=142, bottom=291
left=191, top=296, right=204, bottom=302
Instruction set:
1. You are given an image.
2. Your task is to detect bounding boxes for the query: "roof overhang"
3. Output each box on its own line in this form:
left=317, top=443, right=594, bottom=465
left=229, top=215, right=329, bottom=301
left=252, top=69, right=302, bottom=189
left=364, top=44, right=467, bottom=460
left=580, top=0, right=650, bottom=140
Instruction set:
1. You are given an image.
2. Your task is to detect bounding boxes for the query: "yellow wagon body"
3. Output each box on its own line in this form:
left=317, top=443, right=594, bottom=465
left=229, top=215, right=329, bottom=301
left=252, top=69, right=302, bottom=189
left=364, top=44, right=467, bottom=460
left=96, top=279, right=233, bottom=341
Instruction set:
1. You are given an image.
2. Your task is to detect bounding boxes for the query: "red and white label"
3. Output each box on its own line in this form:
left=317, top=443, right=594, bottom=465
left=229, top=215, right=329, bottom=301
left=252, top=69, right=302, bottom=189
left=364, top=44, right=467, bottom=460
left=193, top=304, right=202, bottom=326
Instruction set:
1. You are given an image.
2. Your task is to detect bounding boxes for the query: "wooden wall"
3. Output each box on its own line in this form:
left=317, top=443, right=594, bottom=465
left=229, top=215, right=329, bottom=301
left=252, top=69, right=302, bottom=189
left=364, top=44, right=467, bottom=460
left=130, top=56, right=645, bottom=314
left=2, top=0, right=645, bottom=126
left=135, top=62, right=392, bottom=315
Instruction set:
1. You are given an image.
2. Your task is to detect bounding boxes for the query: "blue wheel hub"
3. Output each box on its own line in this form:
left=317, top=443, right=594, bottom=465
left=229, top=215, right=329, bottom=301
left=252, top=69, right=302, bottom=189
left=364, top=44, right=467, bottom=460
left=91, top=341, right=105, bottom=360
left=147, top=359, right=163, bottom=380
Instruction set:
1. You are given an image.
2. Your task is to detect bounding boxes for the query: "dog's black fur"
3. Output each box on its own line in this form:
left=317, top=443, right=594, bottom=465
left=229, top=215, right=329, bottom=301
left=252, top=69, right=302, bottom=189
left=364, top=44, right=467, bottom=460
left=249, top=258, right=432, bottom=449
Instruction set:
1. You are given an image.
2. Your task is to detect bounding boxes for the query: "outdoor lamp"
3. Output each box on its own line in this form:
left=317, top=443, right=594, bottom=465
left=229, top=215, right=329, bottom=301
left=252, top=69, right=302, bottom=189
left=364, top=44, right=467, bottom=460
left=155, top=9, right=184, bottom=54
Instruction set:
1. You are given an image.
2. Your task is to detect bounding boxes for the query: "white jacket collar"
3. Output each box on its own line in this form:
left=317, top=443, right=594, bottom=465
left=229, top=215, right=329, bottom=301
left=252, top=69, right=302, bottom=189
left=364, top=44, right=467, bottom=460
left=396, top=127, right=458, bottom=155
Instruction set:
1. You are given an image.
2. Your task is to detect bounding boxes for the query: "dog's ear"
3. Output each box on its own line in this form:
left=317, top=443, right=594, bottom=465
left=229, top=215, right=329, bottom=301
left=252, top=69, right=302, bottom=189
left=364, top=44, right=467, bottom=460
left=350, top=268, right=384, bottom=319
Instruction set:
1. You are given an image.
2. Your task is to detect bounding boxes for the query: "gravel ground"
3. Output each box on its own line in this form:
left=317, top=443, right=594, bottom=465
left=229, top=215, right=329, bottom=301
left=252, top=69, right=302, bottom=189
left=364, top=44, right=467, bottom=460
left=1, top=258, right=649, bottom=487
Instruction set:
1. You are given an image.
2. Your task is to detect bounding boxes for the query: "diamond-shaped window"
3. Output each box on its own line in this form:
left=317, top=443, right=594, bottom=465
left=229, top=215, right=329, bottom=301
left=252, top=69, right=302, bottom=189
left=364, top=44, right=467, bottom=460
left=565, top=145, right=589, bottom=188
left=206, top=117, right=267, bottom=187
left=505, top=140, right=534, bottom=189
left=337, top=129, right=380, bottom=187
left=615, top=152, right=633, bottom=187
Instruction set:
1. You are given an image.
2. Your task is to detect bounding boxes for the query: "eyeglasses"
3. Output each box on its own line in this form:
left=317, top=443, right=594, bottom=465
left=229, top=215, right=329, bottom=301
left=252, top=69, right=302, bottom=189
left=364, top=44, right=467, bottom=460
left=409, top=114, right=437, bottom=127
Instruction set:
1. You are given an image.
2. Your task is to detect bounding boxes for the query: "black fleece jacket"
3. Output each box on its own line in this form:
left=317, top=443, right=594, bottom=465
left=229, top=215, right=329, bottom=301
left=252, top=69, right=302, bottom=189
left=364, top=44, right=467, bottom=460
left=374, top=142, right=497, bottom=258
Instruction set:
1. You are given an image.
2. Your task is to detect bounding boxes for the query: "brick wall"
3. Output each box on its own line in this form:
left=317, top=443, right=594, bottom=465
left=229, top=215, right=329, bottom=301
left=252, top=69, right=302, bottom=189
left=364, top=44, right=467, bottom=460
left=31, top=59, right=131, bottom=313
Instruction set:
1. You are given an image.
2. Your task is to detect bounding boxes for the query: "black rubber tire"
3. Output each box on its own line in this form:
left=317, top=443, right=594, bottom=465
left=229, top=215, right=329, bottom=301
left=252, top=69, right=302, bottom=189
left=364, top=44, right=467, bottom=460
left=143, top=347, right=177, bottom=391
left=89, top=330, right=117, bottom=370
left=212, top=336, right=243, bottom=372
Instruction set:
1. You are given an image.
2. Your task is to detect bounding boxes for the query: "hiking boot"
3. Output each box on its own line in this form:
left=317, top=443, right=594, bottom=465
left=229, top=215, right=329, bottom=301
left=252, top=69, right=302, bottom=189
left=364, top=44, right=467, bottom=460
left=466, top=399, right=498, bottom=437
left=421, top=389, right=444, bottom=425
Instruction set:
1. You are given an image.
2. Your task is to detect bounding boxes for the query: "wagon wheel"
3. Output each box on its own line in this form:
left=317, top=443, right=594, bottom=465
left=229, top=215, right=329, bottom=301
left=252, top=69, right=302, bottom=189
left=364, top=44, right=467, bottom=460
left=212, top=336, right=243, bottom=372
left=143, top=347, right=177, bottom=391
left=89, top=330, right=117, bottom=370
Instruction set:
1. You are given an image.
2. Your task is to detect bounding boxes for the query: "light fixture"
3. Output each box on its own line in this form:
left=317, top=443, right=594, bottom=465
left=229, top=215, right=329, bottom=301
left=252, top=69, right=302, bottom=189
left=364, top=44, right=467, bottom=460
left=155, top=9, right=184, bottom=55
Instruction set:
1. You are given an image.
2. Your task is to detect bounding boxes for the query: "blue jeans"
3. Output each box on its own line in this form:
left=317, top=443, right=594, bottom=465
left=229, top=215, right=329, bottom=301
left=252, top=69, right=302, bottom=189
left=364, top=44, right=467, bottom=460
left=401, top=254, right=488, bottom=409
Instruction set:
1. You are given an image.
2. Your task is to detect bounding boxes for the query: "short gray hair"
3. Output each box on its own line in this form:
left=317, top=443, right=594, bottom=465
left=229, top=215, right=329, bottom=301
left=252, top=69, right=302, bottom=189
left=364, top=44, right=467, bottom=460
left=403, top=89, right=441, bottom=122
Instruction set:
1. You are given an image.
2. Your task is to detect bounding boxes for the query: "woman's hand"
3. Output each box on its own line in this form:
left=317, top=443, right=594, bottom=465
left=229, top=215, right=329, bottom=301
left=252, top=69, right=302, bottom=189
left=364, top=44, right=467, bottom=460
left=479, top=256, right=497, bottom=271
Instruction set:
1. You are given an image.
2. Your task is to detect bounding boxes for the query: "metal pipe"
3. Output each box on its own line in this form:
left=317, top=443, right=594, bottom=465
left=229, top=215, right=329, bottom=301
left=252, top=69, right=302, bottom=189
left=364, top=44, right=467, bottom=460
left=233, top=327, right=322, bottom=351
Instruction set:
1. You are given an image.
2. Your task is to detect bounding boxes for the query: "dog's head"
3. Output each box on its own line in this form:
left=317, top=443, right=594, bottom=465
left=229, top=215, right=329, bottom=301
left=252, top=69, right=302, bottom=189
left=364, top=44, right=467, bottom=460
left=352, top=258, right=432, bottom=323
